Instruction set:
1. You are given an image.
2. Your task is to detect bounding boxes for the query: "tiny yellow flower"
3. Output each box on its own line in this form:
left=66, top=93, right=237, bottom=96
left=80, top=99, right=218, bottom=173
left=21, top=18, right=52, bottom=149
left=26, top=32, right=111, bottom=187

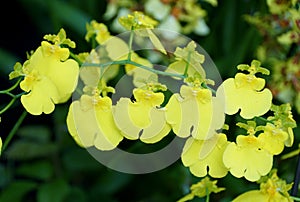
left=85, top=20, right=111, bottom=44
left=223, top=135, right=273, bottom=182
left=166, top=85, right=225, bottom=140
left=166, top=41, right=206, bottom=79
left=113, top=88, right=171, bottom=143
left=20, top=44, right=79, bottom=115
left=177, top=177, right=225, bottom=202
left=118, top=11, right=158, bottom=30
left=217, top=72, right=272, bottom=119
left=67, top=95, right=123, bottom=150
left=181, top=133, right=229, bottom=178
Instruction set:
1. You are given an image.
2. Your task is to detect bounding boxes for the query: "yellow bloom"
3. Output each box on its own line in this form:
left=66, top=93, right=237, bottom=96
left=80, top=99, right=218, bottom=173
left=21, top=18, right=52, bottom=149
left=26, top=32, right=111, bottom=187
left=20, top=44, right=79, bottom=115
left=113, top=88, right=171, bottom=143
left=166, top=85, right=225, bottom=140
left=166, top=41, right=206, bottom=79
left=85, top=20, right=111, bottom=44
left=223, top=135, right=273, bottom=182
left=181, top=133, right=229, bottom=178
left=217, top=72, right=272, bottom=119
left=118, top=11, right=158, bottom=30
left=66, top=95, right=123, bottom=150
left=258, top=123, right=288, bottom=155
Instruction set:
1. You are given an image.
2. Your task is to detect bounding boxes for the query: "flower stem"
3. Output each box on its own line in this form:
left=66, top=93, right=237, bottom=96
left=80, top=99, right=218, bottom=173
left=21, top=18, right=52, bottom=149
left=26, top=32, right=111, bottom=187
left=254, top=116, right=273, bottom=123
left=2, top=110, right=27, bottom=152
left=291, top=196, right=300, bottom=201
left=0, top=78, right=21, bottom=94
left=206, top=188, right=210, bottom=202
left=82, top=60, right=186, bottom=79
left=127, top=27, right=134, bottom=60
left=69, top=52, right=83, bottom=66
left=184, top=52, right=191, bottom=77
left=0, top=92, right=25, bottom=115
left=0, top=98, right=17, bottom=114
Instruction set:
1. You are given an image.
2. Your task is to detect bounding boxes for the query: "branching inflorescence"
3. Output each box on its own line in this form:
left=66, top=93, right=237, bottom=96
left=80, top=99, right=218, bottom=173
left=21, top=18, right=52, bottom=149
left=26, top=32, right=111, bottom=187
left=0, top=8, right=298, bottom=202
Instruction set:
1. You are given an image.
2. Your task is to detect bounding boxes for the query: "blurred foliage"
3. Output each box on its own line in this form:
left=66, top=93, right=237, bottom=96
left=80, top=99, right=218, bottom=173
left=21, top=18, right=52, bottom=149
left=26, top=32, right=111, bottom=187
left=0, top=0, right=299, bottom=202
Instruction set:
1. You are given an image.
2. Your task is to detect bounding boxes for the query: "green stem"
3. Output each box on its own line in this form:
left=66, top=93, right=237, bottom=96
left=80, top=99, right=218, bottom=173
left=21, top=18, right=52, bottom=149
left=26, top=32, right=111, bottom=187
left=0, top=98, right=17, bottom=114
left=291, top=196, right=300, bottom=201
left=0, top=92, right=25, bottom=115
left=206, top=188, right=210, bottom=202
left=127, top=26, right=134, bottom=60
left=2, top=110, right=27, bottom=152
left=184, top=52, right=191, bottom=76
left=0, top=91, right=15, bottom=98
left=202, top=83, right=216, bottom=95
left=82, top=60, right=186, bottom=79
left=255, top=116, right=273, bottom=123
left=0, top=78, right=21, bottom=94
left=69, top=52, right=83, bottom=66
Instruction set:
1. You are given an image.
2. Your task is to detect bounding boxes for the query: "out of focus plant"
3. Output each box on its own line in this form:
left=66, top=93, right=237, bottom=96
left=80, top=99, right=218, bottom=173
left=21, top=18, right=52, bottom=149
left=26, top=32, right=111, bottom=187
left=244, top=0, right=300, bottom=113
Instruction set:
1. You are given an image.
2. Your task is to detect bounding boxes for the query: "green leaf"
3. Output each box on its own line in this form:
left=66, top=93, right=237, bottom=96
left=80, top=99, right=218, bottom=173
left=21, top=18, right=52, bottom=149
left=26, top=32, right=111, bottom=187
left=16, top=160, right=54, bottom=180
left=37, top=179, right=70, bottom=202
left=0, top=180, right=37, bottom=202
left=5, top=141, right=58, bottom=160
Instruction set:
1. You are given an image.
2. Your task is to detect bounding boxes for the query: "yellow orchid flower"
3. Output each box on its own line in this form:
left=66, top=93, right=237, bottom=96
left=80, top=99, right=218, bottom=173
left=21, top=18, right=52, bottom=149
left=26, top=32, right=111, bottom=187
left=166, top=85, right=225, bottom=140
left=181, top=133, right=229, bottom=178
left=67, top=94, right=123, bottom=151
left=223, top=135, right=273, bottom=182
left=113, top=88, right=171, bottom=143
left=217, top=72, right=272, bottom=119
left=85, top=20, right=111, bottom=44
left=20, top=43, right=79, bottom=115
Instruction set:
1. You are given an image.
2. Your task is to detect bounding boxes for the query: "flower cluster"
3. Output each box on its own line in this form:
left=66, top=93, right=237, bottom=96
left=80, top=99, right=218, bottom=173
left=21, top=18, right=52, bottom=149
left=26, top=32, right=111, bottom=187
left=2, top=9, right=298, bottom=201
